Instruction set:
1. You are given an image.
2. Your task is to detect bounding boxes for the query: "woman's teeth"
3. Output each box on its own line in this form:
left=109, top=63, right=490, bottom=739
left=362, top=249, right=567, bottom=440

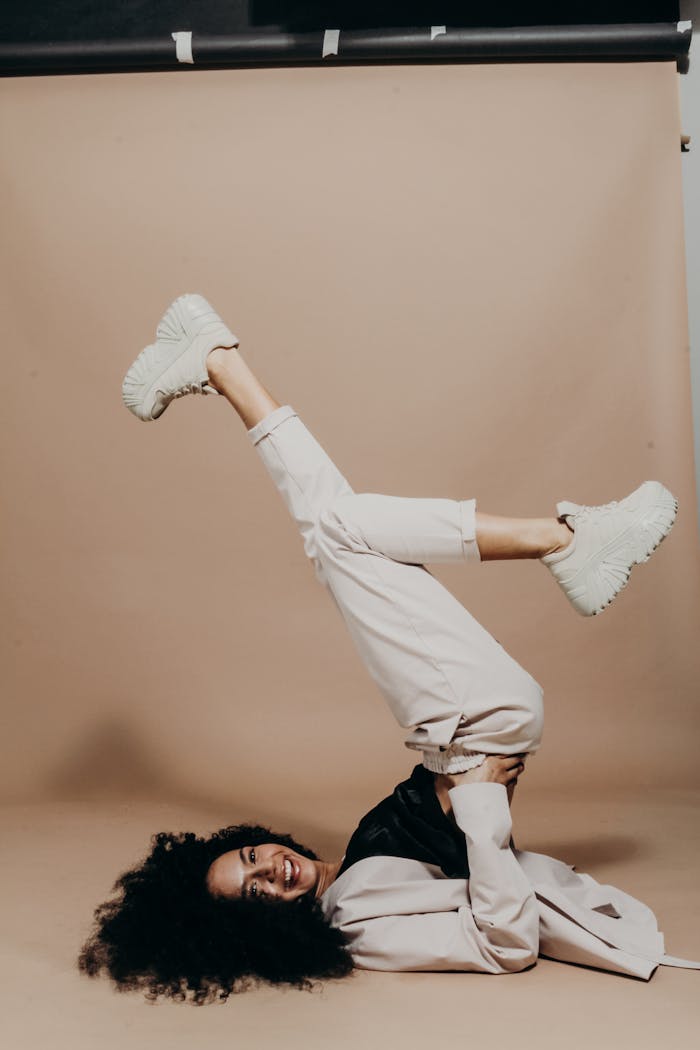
left=284, top=858, right=293, bottom=889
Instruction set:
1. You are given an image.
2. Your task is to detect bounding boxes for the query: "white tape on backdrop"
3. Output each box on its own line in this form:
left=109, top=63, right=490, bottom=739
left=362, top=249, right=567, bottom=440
left=171, top=31, right=194, bottom=64
left=322, top=29, right=340, bottom=57
left=677, top=20, right=692, bottom=33
left=430, top=26, right=447, bottom=40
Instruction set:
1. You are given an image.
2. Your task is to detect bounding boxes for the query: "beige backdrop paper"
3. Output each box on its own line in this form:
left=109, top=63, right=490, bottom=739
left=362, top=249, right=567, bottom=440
left=1, top=60, right=700, bottom=1050
left=3, top=62, right=698, bottom=810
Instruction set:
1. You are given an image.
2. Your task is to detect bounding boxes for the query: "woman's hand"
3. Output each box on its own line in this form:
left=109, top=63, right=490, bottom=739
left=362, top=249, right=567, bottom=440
left=434, top=754, right=527, bottom=815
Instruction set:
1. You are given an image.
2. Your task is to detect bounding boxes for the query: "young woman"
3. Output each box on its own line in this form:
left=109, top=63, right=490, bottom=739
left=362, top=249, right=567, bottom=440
left=79, top=294, right=699, bottom=1003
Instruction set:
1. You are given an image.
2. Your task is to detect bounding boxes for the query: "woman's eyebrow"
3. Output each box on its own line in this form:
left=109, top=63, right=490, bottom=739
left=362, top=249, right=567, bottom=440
left=238, top=848, right=247, bottom=898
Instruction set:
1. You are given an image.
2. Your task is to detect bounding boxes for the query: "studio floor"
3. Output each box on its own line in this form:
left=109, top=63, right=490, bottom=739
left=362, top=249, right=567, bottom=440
left=2, top=786, right=698, bottom=1050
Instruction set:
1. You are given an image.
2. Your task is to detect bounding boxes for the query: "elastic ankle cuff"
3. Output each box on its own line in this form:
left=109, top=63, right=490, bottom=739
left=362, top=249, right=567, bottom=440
left=421, top=749, right=487, bottom=774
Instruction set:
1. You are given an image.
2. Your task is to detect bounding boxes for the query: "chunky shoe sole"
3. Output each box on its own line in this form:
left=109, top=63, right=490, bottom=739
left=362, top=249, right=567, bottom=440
left=544, top=481, right=678, bottom=616
left=122, top=294, right=237, bottom=421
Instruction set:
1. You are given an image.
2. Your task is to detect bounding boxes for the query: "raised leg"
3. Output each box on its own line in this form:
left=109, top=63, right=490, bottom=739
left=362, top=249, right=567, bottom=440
left=312, top=496, right=544, bottom=772
left=206, top=347, right=573, bottom=564
left=126, top=299, right=676, bottom=621
left=326, top=493, right=572, bottom=564
left=206, top=347, right=544, bottom=775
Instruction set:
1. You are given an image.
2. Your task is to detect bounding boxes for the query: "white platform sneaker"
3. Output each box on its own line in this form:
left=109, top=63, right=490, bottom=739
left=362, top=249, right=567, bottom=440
left=122, top=294, right=238, bottom=421
left=540, top=480, right=678, bottom=616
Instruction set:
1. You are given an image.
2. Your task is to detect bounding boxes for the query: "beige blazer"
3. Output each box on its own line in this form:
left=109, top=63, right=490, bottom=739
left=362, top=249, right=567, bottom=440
left=320, top=783, right=700, bottom=979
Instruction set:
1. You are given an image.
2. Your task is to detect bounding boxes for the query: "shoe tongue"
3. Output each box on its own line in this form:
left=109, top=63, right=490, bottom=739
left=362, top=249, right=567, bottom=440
left=556, top=499, right=581, bottom=519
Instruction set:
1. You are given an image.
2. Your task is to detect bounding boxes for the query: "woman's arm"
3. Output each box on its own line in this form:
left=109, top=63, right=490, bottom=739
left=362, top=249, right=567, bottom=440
left=434, top=753, right=527, bottom=817
left=446, top=777, right=539, bottom=968
left=337, top=757, right=540, bottom=974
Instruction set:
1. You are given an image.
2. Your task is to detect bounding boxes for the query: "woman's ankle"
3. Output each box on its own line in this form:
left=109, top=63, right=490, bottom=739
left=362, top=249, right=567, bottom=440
left=540, top=520, right=574, bottom=558
left=205, top=346, right=282, bottom=427
left=206, top=345, right=242, bottom=388
left=476, top=514, right=574, bottom=560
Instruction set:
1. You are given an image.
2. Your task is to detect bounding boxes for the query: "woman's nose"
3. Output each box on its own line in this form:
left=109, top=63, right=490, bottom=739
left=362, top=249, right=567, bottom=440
left=257, top=860, right=278, bottom=884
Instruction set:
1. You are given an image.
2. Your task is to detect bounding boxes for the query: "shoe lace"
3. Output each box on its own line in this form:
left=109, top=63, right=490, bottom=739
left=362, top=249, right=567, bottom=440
left=572, top=498, right=620, bottom=521
left=173, top=381, right=208, bottom=398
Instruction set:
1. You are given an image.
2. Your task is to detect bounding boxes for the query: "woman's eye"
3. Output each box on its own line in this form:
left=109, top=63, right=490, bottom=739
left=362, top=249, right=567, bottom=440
left=251, top=882, right=258, bottom=898
left=250, top=848, right=256, bottom=864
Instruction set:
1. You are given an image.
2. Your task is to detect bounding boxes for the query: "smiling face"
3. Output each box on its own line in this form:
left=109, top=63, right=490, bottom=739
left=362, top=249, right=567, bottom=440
left=206, top=844, right=320, bottom=903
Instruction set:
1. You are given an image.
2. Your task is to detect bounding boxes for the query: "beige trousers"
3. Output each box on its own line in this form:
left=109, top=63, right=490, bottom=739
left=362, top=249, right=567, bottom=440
left=247, top=405, right=544, bottom=774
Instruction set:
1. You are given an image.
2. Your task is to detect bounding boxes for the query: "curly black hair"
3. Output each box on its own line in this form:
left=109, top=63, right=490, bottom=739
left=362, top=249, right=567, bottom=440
left=78, top=822, right=354, bottom=1004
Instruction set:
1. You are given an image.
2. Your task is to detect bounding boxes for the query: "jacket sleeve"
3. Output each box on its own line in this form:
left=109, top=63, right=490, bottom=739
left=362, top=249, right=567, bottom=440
left=345, top=782, right=540, bottom=974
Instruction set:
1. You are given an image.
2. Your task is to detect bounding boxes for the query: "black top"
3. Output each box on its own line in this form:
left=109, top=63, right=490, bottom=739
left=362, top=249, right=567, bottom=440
left=337, top=763, right=470, bottom=880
